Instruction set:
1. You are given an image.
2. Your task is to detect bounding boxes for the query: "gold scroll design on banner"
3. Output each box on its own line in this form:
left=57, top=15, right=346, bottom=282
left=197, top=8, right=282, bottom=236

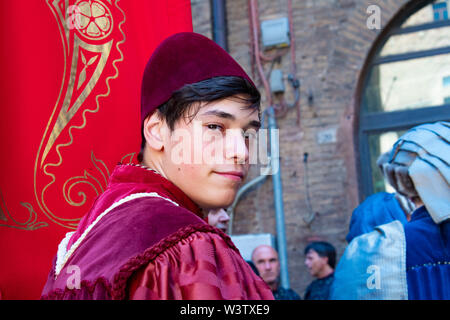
left=62, top=151, right=136, bottom=208
left=63, top=151, right=110, bottom=207
left=29, top=0, right=125, bottom=230
left=0, top=190, right=48, bottom=231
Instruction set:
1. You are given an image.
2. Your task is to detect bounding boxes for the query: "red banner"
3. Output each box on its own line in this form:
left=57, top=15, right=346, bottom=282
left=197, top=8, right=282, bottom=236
left=0, top=0, right=193, bottom=300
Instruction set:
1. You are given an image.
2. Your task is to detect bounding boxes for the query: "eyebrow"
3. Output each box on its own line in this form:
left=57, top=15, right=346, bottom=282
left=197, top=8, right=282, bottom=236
left=200, top=109, right=261, bottom=129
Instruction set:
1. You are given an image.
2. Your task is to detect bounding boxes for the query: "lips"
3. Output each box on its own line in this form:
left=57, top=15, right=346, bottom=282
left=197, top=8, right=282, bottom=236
left=214, top=171, right=245, bottom=181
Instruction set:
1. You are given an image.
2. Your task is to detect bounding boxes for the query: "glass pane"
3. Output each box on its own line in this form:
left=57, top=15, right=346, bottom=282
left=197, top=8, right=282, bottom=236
left=368, top=130, right=407, bottom=194
left=402, top=1, right=448, bottom=27
left=363, top=53, right=450, bottom=113
left=379, top=26, right=450, bottom=57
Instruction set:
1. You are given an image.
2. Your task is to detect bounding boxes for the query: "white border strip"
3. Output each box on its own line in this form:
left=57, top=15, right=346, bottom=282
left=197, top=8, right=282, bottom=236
left=55, top=231, right=75, bottom=277
left=54, top=192, right=179, bottom=277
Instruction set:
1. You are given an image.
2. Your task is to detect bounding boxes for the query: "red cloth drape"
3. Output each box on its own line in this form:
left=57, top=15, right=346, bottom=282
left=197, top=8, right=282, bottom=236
left=0, top=0, right=192, bottom=300
left=128, top=231, right=274, bottom=300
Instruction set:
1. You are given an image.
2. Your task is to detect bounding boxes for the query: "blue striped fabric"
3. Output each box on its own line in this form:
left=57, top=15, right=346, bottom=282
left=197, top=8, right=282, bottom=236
left=405, top=206, right=450, bottom=300
left=346, top=192, right=408, bottom=243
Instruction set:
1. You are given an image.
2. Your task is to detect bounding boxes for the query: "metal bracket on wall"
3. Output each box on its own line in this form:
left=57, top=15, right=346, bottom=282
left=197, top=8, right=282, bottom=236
left=302, top=152, right=317, bottom=227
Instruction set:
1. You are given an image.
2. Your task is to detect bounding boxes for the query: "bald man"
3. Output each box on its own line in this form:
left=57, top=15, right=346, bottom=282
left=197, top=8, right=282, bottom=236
left=251, top=245, right=301, bottom=300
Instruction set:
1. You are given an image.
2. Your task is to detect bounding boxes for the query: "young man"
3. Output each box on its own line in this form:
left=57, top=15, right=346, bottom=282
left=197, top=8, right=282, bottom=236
left=251, top=245, right=301, bottom=300
left=41, top=32, right=273, bottom=300
left=304, top=241, right=336, bottom=300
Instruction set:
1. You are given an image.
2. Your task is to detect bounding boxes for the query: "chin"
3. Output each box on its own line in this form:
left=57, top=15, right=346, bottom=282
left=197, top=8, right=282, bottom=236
left=266, top=278, right=277, bottom=285
left=196, top=196, right=234, bottom=210
left=203, top=199, right=234, bottom=209
left=212, top=191, right=237, bottom=207
left=193, top=184, right=238, bottom=208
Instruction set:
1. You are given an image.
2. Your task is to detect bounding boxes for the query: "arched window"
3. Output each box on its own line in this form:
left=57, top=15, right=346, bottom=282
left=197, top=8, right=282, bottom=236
left=359, top=0, right=450, bottom=198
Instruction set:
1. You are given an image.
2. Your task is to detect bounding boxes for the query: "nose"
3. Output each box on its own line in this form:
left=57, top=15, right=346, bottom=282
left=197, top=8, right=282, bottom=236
left=225, top=129, right=249, bottom=164
left=219, top=209, right=230, bottom=222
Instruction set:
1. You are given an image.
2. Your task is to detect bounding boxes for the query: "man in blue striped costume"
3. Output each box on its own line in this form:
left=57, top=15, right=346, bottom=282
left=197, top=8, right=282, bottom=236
left=331, top=121, right=450, bottom=300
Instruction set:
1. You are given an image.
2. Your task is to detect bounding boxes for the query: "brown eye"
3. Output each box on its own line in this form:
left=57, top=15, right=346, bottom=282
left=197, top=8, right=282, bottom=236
left=207, top=124, right=224, bottom=131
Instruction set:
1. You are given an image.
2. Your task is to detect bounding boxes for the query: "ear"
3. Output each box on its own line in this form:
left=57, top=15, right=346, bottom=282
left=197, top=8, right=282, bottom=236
left=143, top=112, right=165, bottom=151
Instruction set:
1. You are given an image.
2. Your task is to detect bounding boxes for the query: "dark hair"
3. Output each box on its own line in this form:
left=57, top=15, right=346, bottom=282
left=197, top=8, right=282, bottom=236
left=137, top=76, right=260, bottom=162
left=304, top=241, right=336, bottom=269
left=246, top=260, right=260, bottom=277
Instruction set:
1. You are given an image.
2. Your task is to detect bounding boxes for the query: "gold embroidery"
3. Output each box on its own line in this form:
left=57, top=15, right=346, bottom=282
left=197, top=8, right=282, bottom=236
left=1, top=0, right=126, bottom=231
left=74, top=0, right=113, bottom=41
left=0, top=190, right=48, bottom=230
left=41, top=38, right=113, bottom=165
left=63, top=151, right=110, bottom=207
left=120, top=152, right=136, bottom=164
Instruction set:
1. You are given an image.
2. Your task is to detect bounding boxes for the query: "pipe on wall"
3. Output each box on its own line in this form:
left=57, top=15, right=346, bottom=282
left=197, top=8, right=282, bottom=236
left=267, top=107, right=290, bottom=289
left=248, top=0, right=290, bottom=289
left=210, top=0, right=229, bottom=51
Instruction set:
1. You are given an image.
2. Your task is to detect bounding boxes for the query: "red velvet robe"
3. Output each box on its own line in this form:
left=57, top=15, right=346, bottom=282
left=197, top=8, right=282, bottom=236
left=41, top=164, right=273, bottom=300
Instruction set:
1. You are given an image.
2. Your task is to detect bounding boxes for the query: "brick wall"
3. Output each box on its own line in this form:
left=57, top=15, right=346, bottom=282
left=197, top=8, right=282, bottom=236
left=191, top=0, right=411, bottom=297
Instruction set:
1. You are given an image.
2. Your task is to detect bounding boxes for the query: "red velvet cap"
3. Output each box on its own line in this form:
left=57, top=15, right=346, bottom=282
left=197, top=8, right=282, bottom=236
left=140, top=32, right=255, bottom=124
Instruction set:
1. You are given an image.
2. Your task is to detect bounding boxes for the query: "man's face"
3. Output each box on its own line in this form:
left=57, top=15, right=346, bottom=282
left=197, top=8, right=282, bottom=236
left=207, top=208, right=230, bottom=233
left=305, top=249, right=328, bottom=278
left=161, top=97, right=260, bottom=209
left=252, top=246, right=280, bottom=286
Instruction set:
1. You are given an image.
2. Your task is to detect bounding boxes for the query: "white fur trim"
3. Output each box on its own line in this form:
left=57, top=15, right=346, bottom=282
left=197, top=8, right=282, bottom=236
left=54, top=231, right=75, bottom=277
left=54, top=192, right=179, bottom=278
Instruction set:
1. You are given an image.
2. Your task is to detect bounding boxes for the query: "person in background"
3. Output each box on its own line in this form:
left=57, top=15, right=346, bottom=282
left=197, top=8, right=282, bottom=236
left=246, top=260, right=260, bottom=277
left=346, top=151, right=415, bottom=243
left=207, top=208, right=230, bottom=234
left=304, top=241, right=336, bottom=300
left=206, top=208, right=261, bottom=277
left=331, top=121, right=450, bottom=300
left=251, top=245, right=301, bottom=300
